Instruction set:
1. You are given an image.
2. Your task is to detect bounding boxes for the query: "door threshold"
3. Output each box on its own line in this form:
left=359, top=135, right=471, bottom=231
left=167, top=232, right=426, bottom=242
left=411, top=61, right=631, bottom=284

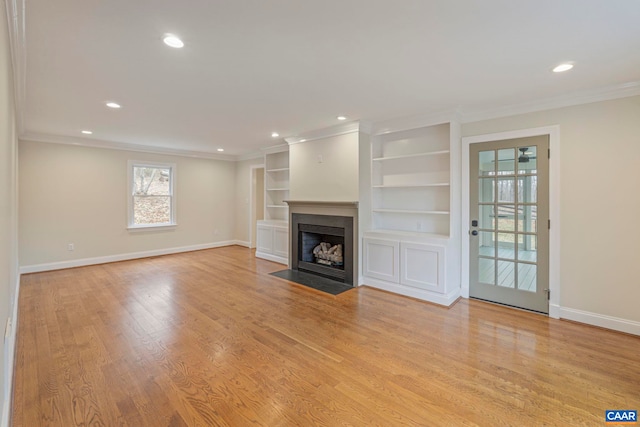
left=470, top=297, right=548, bottom=316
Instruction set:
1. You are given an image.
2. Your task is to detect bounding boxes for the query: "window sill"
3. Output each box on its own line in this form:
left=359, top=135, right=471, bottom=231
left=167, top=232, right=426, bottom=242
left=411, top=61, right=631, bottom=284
left=127, top=223, right=177, bottom=232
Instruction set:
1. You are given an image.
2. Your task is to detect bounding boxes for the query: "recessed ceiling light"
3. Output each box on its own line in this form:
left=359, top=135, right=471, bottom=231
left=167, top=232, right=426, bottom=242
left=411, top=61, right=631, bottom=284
left=81, top=130, right=93, bottom=135
left=337, top=116, right=347, bottom=121
left=217, top=148, right=224, bottom=152
left=106, top=102, right=121, bottom=109
left=271, top=132, right=279, bottom=138
left=163, top=34, right=184, bottom=48
left=553, top=63, right=574, bottom=73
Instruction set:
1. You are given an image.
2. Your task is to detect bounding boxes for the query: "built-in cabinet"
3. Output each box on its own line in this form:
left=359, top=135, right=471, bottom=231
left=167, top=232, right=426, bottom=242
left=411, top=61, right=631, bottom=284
left=256, top=147, right=290, bottom=265
left=363, top=121, right=461, bottom=306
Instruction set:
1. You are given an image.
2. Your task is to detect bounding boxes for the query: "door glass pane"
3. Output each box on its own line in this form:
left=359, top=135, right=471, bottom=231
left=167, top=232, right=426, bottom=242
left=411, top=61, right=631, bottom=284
left=521, top=206, right=537, bottom=233
left=479, top=258, right=495, bottom=285
left=479, top=151, right=495, bottom=176
left=518, top=176, right=537, bottom=203
left=478, top=205, right=495, bottom=229
left=497, top=178, right=515, bottom=202
left=518, top=146, right=537, bottom=174
left=497, top=205, right=515, bottom=231
left=479, top=178, right=495, bottom=203
left=498, top=149, right=515, bottom=175
left=478, top=231, right=495, bottom=257
left=497, top=233, right=515, bottom=259
left=497, top=261, right=515, bottom=288
left=518, top=263, right=536, bottom=292
left=518, top=235, right=537, bottom=262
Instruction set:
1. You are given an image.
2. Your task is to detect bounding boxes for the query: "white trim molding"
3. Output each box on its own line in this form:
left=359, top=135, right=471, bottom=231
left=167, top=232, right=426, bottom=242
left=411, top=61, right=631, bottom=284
left=285, top=121, right=361, bottom=145
left=557, top=306, right=640, bottom=336
left=1, top=275, right=20, bottom=427
left=461, top=126, right=561, bottom=316
left=19, top=241, right=241, bottom=274
left=362, top=280, right=461, bottom=307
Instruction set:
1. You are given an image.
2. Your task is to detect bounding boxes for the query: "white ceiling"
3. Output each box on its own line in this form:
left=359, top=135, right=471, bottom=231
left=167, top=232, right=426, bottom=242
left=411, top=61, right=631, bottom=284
left=18, top=0, right=640, bottom=157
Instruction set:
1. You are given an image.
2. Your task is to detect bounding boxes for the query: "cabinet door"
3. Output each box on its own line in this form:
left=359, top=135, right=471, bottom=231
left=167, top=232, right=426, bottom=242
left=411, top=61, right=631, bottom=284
left=273, top=227, right=289, bottom=258
left=256, top=225, right=274, bottom=254
left=363, top=238, right=400, bottom=283
left=400, top=242, right=445, bottom=292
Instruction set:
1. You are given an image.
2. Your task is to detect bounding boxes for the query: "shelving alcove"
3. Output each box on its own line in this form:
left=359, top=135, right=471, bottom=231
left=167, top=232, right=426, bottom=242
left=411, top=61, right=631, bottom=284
left=362, top=121, right=461, bottom=306
left=256, top=145, right=290, bottom=265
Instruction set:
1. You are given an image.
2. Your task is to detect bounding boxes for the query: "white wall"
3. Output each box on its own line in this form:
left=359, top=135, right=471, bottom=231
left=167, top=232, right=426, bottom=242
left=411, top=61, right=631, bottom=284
left=0, top=2, right=18, bottom=421
left=289, top=132, right=359, bottom=201
left=19, top=141, right=237, bottom=267
left=234, top=157, right=264, bottom=245
left=462, top=96, right=640, bottom=324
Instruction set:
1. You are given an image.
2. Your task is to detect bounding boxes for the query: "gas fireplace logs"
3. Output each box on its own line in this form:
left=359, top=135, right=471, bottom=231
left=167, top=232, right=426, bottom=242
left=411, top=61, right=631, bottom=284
left=312, top=243, right=343, bottom=266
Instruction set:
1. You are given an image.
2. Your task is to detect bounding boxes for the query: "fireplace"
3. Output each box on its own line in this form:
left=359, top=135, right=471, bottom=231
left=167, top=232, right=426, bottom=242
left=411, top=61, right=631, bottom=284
left=292, top=213, right=354, bottom=285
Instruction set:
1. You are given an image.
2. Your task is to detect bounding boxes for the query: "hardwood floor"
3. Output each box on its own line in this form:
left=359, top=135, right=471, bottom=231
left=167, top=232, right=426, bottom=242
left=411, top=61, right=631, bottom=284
left=12, top=246, right=640, bottom=426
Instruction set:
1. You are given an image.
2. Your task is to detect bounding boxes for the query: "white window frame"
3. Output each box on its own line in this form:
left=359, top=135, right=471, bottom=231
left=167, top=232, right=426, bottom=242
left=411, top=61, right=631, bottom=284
left=127, top=160, right=177, bottom=230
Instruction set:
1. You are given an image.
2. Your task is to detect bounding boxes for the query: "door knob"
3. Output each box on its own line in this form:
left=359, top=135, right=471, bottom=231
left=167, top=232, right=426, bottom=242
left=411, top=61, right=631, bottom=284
left=471, top=230, right=478, bottom=236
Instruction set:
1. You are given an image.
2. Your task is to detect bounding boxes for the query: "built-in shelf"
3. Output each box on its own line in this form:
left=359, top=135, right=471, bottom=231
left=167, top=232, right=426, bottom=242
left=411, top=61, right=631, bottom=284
left=266, top=167, right=290, bottom=173
left=267, top=204, right=287, bottom=208
left=365, top=229, right=450, bottom=240
left=373, top=209, right=449, bottom=215
left=266, top=188, right=289, bottom=191
left=372, top=150, right=450, bottom=162
left=372, top=183, right=449, bottom=188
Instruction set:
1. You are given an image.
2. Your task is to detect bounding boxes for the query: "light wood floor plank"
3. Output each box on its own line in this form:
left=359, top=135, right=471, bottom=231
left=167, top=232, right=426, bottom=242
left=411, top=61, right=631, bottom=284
left=13, top=246, right=640, bottom=426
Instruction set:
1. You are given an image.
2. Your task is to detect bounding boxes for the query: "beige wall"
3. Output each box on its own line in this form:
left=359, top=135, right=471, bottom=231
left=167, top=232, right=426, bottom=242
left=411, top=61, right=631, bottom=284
left=19, top=141, right=236, bottom=266
left=289, top=132, right=359, bottom=201
left=234, top=157, right=264, bottom=244
left=0, top=3, right=18, bottom=415
left=462, top=96, right=640, bottom=322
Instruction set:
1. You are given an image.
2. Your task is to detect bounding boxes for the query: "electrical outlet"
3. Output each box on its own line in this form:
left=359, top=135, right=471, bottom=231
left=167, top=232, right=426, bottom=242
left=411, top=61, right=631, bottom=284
left=68, top=243, right=74, bottom=251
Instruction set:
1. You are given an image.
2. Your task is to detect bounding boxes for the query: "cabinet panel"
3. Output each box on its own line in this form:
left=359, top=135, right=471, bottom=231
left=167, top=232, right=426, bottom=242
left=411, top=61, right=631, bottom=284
left=400, top=242, right=445, bottom=292
left=256, top=225, right=273, bottom=254
left=363, top=238, right=399, bottom=283
left=273, top=228, right=289, bottom=258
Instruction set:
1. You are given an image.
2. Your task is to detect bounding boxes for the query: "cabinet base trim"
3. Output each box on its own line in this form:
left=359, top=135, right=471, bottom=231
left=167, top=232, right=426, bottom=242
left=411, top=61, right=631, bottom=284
left=362, top=276, right=460, bottom=306
left=255, top=251, right=288, bottom=265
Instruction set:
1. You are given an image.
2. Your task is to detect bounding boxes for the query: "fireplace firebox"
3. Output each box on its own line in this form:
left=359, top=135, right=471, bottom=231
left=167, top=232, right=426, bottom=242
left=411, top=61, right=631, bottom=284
left=292, top=213, right=354, bottom=285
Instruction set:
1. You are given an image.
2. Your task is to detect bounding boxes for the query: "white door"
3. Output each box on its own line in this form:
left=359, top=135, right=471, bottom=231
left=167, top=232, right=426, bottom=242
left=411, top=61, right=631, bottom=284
left=469, top=136, right=549, bottom=313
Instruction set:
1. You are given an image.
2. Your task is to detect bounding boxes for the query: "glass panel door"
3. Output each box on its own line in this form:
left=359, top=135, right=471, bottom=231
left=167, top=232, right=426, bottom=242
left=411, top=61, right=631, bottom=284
left=469, top=136, right=549, bottom=313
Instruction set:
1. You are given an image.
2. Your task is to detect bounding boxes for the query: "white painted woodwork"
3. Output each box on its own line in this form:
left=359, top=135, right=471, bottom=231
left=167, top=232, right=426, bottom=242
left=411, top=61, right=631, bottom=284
left=264, top=148, right=290, bottom=222
left=255, top=220, right=288, bottom=265
left=362, top=238, right=399, bottom=283
left=400, top=242, right=445, bottom=292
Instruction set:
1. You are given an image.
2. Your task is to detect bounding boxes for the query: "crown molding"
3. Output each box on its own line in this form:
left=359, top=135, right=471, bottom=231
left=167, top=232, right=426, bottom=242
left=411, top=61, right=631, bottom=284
left=370, top=109, right=462, bottom=136
left=260, top=143, right=289, bottom=155
left=285, top=121, right=361, bottom=145
left=459, top=81, right=640, bottom=124
left=20, top=132, right=237, bottom=161
left=236, top=151, right=264, bottom=161
left=5, top=0, right=26, bottom=134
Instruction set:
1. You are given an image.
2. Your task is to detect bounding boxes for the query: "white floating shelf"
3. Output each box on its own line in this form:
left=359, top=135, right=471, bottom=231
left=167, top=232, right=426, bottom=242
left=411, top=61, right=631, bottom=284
left=372, top=150, right=450, bottom=162
left=372, top=183, right=450, bottom=188
left=266, top=168, right=290, bottom=172
left=373, top=209, right=450, bottom=215
left=267, top=205, right=288, bottom=208
left=266, top=188, right=289, bottom=191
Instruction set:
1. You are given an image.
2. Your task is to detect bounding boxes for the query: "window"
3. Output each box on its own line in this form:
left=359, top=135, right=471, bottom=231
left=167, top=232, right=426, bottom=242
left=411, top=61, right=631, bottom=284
left=128, top=161, right=176, bottom=228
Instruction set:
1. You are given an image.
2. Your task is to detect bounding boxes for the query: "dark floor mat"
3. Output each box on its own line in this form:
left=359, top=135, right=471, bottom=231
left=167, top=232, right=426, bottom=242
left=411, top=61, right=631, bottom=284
left=270, top=269, right=354, bottom=295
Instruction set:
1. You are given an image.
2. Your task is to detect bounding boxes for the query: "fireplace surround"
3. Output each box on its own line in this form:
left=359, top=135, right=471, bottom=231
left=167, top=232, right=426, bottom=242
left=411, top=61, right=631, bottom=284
left=293, top=213, right=353, bottom=284
left=286, top=201, right=358, bottom=286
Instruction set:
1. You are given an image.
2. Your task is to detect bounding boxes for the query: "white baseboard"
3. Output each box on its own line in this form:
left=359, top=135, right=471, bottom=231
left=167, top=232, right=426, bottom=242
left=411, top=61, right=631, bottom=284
left=362, top=276, right=460, bottom=307
left=233, top=240, right=251, bottom=248
left=255, top=251, right=288, bottom=265
left=2, top=275, right=20, bottom=427
left=558, top=306, right=640, bottom=336
left=19, top=241, right=239, bottom=274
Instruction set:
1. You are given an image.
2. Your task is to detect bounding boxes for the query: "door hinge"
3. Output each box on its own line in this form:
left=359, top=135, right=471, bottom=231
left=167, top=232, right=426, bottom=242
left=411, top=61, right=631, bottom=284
left=545, top=289, right=550, bottom=300
left=548, top=148, right=550, bottom=159
left=548, top=219, right=550, bottom=229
